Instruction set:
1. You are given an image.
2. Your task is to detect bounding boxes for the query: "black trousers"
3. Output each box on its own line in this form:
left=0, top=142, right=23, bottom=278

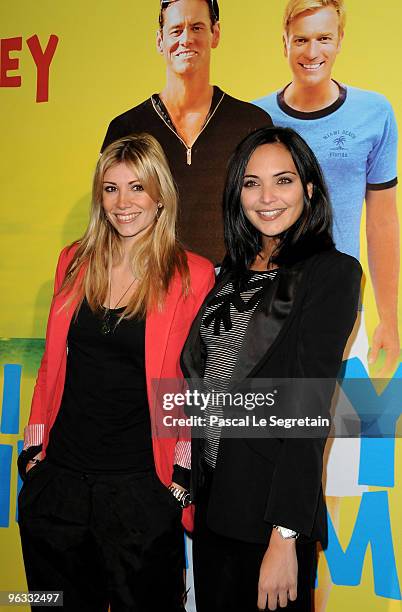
left=192, top=468, right=317, bottom=612
left=18, top=460, right=185, bottom=612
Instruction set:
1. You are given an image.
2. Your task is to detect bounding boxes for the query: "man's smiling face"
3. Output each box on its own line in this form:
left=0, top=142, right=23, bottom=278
left=157, top=0, right=220, bottom=76
left=284, top=6, right=343, bottom=88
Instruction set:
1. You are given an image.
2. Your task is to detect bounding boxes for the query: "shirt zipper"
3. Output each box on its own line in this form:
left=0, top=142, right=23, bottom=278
left=151, top=92, right=225, bottom=166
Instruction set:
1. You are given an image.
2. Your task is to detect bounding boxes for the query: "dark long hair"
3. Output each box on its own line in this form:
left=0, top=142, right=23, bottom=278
left=222, top=127, right=334, bottom=281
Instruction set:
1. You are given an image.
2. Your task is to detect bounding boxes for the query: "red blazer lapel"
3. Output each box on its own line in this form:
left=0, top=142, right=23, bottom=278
left=145, top=279, right=181, bottom=390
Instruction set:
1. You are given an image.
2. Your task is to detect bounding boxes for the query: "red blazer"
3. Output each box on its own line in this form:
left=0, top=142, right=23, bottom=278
left=24, top=244, right=215, bottom=532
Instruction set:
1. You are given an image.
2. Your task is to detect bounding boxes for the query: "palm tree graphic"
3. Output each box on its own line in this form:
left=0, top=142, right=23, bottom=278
left=333, top=135, right=347, bottom=150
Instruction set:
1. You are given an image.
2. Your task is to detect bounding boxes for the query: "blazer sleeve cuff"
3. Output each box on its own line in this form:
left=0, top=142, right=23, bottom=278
left=23, top=424, right=44, bottom=450
left=174, top=440, right=191, bottom=469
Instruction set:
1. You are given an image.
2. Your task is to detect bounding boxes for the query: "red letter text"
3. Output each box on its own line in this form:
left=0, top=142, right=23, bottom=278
left=26, top=34, right=59, bottom=103
left=0, top=37, right=22, bottom=87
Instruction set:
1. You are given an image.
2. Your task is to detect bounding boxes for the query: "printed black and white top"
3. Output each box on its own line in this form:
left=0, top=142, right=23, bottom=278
left=200, top=269, right=278, bottom=468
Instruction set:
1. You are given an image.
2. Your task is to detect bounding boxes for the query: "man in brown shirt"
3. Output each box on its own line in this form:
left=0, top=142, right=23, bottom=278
left=102, top=0, right=272, bottom=263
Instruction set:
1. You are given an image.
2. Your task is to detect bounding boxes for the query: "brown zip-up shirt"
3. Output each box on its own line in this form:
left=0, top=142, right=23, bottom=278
left=102, top=87, right=272, bottom=264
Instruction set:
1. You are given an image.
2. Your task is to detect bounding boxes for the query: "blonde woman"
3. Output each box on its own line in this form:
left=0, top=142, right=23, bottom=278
left=18, top=134, right=215, bottom=612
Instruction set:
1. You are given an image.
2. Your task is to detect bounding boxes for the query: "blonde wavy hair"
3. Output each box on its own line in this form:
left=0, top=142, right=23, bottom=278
left=60, top=133, right=190, bottom=318
left=283, top=0, right=346, bottom=36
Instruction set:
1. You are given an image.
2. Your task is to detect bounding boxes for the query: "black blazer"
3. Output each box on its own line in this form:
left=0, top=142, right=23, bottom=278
left=181, top=249, right=362, bottom=547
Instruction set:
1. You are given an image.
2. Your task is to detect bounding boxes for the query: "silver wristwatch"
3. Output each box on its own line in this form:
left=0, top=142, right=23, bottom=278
left=273, top=525, right=299, bottom=539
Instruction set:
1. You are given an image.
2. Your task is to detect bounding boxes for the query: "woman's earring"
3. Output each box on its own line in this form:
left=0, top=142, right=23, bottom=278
left=155, top=202, right=163, bottom=220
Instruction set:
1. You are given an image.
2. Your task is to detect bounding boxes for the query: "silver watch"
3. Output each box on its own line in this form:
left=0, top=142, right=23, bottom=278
left=273, top=525, right=299, bottom=539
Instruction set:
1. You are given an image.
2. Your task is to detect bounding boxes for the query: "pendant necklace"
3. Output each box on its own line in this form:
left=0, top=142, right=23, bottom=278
left=101, top=276, right=136, bottom=336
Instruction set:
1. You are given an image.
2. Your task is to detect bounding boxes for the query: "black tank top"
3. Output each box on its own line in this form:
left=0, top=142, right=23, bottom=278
left=46, top=299, right=154, bottom=473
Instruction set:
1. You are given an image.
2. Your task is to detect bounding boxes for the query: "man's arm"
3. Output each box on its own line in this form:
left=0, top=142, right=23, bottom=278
left=366, top=186, right=400, bottom=375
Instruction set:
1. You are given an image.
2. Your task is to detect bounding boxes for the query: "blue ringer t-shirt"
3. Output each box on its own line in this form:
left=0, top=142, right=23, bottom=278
left=254, top=83, right=398, bottom=260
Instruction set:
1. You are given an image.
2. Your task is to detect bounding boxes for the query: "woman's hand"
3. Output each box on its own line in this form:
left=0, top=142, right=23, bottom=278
left=25, top=453, right=42, bottom=474
left=257, top=529, right=298, bottom=610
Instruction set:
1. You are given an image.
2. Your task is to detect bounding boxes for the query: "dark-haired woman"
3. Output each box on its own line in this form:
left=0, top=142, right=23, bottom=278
left=181, top=127, right=361, bottom=611
left=18, top=134, right=215, bottom=611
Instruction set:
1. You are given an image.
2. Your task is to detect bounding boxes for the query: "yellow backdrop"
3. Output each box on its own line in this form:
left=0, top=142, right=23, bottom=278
left=0, top=1, right=401, bottom=610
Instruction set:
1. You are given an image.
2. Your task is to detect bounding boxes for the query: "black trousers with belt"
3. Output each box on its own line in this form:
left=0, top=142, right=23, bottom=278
left=18, top=460, right=185, bottom=612
left=192, top=466, right=317, bottom=612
